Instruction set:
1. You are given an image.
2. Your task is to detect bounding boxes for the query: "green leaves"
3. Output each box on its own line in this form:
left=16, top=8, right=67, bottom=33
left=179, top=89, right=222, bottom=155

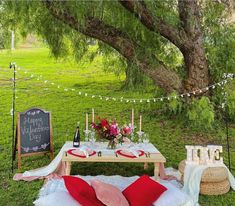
left=187, top=97, right=215, bottom=130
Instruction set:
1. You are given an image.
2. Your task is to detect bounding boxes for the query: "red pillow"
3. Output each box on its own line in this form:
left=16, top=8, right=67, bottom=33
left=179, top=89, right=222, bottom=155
left=63, top=176, right=104, bottom=206
left=122, top=175, right=167, bottom=206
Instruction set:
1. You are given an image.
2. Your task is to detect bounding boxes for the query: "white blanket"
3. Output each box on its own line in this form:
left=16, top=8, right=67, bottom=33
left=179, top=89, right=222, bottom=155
left=183, top=164, right=235, bottom=206
left=34, top=175, right=194, bottom=206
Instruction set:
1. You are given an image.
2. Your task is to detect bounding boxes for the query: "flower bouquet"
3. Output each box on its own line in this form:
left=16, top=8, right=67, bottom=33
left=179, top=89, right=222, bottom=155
left=92, top=117, right=132, bottom=149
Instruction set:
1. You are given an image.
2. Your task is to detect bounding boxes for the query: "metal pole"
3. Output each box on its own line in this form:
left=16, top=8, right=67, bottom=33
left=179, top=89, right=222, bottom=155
left=10, top=62, right=16, bottom=173
left=225, top=114, right=231, bottom=171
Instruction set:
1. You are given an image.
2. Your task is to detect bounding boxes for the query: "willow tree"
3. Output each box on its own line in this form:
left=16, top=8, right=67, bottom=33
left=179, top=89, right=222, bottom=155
left=2, top=0, right=234, bottom=94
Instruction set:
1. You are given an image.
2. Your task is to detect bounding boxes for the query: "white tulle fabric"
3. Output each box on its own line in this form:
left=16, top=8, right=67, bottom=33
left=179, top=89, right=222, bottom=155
left=35, top=173, right=193, bottom=206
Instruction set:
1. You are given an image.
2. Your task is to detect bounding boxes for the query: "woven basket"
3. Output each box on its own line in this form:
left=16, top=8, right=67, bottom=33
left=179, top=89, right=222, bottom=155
left=200, top=179, right=230, bottom=195
left=178, top=160, right=228, bottom=183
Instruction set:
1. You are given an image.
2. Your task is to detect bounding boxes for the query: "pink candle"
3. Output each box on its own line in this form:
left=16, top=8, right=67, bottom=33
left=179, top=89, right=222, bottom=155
left=139, top=115, right=142, bottom=132
left=86, top=113, right=88, bottom=130
left=92, top=108, right=95, bottom=123
left=131, top=109, right=134, bottom=128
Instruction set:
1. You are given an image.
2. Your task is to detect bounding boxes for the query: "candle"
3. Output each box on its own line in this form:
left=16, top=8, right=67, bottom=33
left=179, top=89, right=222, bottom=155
left=131, top=109, right=134, bottom=128
left=139, top=115, right=142, bottom=132
left=92, top=108, right=95, bottom=123
left=86, top=113, right=88, bottom=131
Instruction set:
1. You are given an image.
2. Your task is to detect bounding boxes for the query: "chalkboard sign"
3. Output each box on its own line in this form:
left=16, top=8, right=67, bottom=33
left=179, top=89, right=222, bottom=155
left=17, top=108, right=53, bottom=168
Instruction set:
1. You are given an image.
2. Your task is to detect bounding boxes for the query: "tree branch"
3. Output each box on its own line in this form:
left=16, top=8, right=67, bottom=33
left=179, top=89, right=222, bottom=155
left=118, top=0, right=189, bottom=52
left=43, top=0, right=182, bottom=92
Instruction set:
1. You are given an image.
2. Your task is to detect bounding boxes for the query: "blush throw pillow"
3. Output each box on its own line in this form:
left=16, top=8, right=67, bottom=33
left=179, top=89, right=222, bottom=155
left=91, top=179, right=129, bottom=206
left=122, top=175, right=167, bottom=206
left=63, top=176, right=104, bottom=206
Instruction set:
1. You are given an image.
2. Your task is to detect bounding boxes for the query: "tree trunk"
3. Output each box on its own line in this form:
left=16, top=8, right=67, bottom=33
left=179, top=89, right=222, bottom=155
left=178, top=0, right=210, bottom=93
left=183, top=38, right=209, bottom=92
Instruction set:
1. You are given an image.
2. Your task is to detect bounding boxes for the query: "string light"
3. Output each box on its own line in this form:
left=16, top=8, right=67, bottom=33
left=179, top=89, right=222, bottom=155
left=5, top=65, right=234, bottom=105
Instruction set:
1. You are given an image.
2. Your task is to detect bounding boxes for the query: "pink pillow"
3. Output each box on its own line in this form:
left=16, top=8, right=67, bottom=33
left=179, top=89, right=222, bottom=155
left=122, top=175, right=167, bottom=206
left=63, top=176, right=104, bottom=206
left=91, top=179, right=129, bottom=206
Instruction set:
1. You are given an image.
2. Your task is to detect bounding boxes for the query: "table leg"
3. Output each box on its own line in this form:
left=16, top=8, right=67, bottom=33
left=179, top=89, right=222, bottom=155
left=144, top=162, right=148, bottom=170
left=65, top=161, right=71, bottom=175
left=154, top=162, right=160, bottom=180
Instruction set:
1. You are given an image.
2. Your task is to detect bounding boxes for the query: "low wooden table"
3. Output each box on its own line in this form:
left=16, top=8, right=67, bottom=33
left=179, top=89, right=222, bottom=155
left=62, top=142, right=166, bottom=179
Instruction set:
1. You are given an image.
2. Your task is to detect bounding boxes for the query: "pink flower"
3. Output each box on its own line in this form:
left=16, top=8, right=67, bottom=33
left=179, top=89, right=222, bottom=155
left=110, top=124, right=119, bottom=136
left=123, top=126, right=132, bottom=135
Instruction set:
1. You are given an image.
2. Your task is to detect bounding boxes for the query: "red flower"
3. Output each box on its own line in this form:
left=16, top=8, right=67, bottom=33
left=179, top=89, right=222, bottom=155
left=101, top=119, right=109, bottom=128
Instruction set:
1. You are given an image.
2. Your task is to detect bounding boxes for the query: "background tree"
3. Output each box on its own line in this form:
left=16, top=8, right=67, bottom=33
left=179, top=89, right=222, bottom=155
left=1, top=0, right=235, bottom=128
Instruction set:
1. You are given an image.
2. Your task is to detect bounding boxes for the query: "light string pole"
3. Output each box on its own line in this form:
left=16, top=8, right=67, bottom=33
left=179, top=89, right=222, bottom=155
left=221, top=73, right=234, bottom=171
left=10, top=62, right=16, bottom=173
left=225, top=111, right=231, bottom=171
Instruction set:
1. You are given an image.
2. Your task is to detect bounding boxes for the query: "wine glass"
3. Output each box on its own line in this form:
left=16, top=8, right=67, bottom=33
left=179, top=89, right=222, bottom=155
left=89, top=131, right=96, bottom=149
left=143, top=133, right=150, bottom=145
left=84, top=130, right=90, bottom=142
left=136, top=131, right=144, bottom=144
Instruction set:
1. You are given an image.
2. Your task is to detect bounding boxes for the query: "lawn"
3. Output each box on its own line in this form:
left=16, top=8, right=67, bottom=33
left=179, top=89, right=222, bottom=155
left=0, top=48, right=234, bottom=206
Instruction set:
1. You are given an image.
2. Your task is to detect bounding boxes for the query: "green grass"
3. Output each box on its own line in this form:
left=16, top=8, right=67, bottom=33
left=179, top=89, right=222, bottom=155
left=0, top=48, right=234, bottom=206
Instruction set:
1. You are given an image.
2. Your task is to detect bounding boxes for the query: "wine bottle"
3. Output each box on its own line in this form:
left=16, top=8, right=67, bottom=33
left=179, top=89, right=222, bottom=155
left=73, top=125, right=80, bottom=148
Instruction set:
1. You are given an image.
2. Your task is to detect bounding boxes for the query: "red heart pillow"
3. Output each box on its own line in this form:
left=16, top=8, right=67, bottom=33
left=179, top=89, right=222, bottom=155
left=63, top=176, right=104, bottom=206
left=122, top=175, right=167, bottom=206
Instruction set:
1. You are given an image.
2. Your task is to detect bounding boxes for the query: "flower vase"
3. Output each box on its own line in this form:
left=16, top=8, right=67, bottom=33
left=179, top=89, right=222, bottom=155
left=107, top=139, right=117, bottom=149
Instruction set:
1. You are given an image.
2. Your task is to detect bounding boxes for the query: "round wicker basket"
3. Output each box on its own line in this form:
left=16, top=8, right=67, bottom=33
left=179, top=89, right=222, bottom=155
left=200, top=179, right=230, bottom=195
left=178, top=160, right=228, bottom=183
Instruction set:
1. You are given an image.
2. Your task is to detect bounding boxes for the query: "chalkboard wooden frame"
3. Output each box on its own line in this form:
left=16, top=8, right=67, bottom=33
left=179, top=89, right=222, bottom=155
left=17, top=108, right=54, bottom=169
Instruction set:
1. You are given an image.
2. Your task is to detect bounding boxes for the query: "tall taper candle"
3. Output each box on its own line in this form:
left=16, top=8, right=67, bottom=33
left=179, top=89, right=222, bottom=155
left=86, top=113, right=88, bottom=131
left=139, top=115, right=142, bottom=132
left=92, top=108, right=95, bottom=123
left=131, top=109, right=134, bottom=128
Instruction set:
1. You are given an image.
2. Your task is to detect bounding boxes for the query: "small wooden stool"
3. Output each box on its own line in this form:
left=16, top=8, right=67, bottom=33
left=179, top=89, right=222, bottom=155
left=178, top=160, right=230, bottom=195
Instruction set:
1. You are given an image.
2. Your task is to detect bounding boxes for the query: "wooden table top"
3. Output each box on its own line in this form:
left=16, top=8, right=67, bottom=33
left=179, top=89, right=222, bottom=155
left=62, top=142, right=166, bottom=163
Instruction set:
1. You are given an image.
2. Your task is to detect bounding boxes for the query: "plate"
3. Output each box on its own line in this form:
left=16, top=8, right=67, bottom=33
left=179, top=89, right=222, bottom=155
left=116, top=149, right=144, bottom=158
left=67, top=149, right=96, bottom=158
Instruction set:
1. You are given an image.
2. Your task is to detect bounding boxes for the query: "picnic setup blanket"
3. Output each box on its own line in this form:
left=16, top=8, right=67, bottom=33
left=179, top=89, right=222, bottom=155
left=13, top=142, right=235, bottom=206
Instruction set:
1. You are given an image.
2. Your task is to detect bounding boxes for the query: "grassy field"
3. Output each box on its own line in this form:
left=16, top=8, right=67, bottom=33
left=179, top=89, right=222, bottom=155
left=0, top=48, right=234, bottom=206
